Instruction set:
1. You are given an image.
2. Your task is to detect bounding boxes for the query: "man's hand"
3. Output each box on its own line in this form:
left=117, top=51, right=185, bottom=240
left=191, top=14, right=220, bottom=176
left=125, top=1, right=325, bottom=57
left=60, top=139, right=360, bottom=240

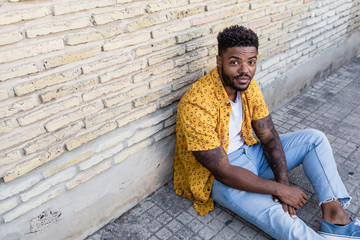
left=273, top=184, right=308, bottom=218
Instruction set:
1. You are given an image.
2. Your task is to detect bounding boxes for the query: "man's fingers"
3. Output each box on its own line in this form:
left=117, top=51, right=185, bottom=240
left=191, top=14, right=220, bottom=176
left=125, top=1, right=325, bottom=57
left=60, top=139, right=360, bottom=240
left=288, top=206, right=297, bottom=219
left=281, top=202, right=289, bottom=214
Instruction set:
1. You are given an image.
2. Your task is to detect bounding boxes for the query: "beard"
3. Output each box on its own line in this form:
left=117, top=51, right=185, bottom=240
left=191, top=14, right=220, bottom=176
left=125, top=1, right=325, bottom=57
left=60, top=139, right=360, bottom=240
left=221, top=66, right=252, bottom=92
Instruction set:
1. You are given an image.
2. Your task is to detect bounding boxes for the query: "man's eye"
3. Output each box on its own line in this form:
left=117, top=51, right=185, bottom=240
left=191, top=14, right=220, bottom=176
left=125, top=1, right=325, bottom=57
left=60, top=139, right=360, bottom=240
left=230, top=61, right=238, bottom=65
left=249, top=61, right=256, bottom=64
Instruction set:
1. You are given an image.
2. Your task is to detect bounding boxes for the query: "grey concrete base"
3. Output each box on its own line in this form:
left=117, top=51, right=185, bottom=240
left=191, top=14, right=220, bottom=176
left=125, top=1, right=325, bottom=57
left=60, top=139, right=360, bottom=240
left=0, top=136, right=175, bottom=240
left=262, top=31, right=360, bottom=111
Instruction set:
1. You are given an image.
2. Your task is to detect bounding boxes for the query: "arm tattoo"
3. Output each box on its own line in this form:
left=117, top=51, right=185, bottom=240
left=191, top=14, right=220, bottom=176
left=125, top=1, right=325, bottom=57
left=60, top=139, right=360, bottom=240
left=254, top=116, right=289, bottom=184
left=193, top=147, right=227, bottom=171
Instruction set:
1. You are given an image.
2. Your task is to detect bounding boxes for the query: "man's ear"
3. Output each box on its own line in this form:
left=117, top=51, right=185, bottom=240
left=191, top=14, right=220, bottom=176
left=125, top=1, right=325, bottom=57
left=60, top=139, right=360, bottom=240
left=216, top=55, right=221, bottom=68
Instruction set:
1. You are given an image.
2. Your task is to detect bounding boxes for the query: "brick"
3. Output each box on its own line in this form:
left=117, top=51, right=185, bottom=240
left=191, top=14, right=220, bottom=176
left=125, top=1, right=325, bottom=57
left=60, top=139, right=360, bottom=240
left=0, top=89, right=8, bottom=101
left=291, top=5, right=309, bottom=15
left=170, top=5, right=204, bottom=20
left=286, top=0, right=303, bottom=10
left=114, top=140, right=151, bottom=164
left=149, top=61, right=174, bottom=76
left=0, top=174, right=40, bottom=201
left=52, top=0, right=113, bottom=15
left=117, top=0, right=133, bottom=3
left=99, top=60, right=147, bottom=83
left=174, top=48, right=208, bottom=66
left=135, top=38, right=175, bottom=57
left=188, top=57, right=216, bottom=73
left=277, top=32, right=297, bottom=44
left=101, top=26, right=123, bottom=38
left=43, top=151, right=92, bottom=178
left=65, top=32, right=104, bottom=46
left=185, top=36, right=217, bottom=52
left=24, top=122, right=83, bottom=155
left=0, top=7, right=50, bottom=26
left=65, top=122, right=117, bottom=151
left=260, top=55, right=280, bottom=70
left=14, top=69, right=81, bottom=96
left=224, top=3, right=249, bottom=18
left=132, top=71, right=151, bottom=83
left=250, top=0, right=274, bottom=9
left=176, top=28, right=208, bottom=44
left=103, top=85, right=148, bottom=108
left=0, top=124, right=44, bottom=153
left=289, top=36, right=306, bottom=47
left=0, top=198, right=17, bottom=215
left=152, top=21, right=191, bottom=38
left=160, top=86, right=189, bottom=108
left=45, top=103, right=102, bottom=132
left=127, top=123, right=163, bottom=146
left=0, top=63, right=39, bottom=82
left=83, top=79, right=131, bottom=102
left=193, top=13, right=223, bottom=26
left=165, top=115, right=176, bottom=128
left=210, top=19, right=240, bottom=33
left=26, top=17, right=90, bottom=38
left=3, top=146, right=64, bottom=182
left=116, top=104, right=157, bottom=128
left=84, top=103, right=132, bottom=129
left=41, top=79, right=98, bottom=103
left=92, top=6, right=144, bottom=25
left=143, top=108, right=173, bottom=129
left=21, top=168, right=76, bottom=202
left=242, top=9, right=267, bottom=22
left=95, top=127, right=134, bottom=154
left=82, top=52, right=132, bottom=74
left=0, top=120, right=15, bottom=136
left=265, top=4, right=287, bottom=15
left=17, top=96, right=81, bottom=126
left=78, top=144, right=121, bottom=170
left=126, top=15, right=168, bottom=32
left=3, top=188, right=61, bottom=223
left=66, top=161, right=111, bottom=190
left=103, top=32, right=151, bottom=51
left=0, top=39, right=64, bottom=64
left=172, top=71, right=202, bottom=91
left=134, top=88, right=172, bottom=107
left=247, top=17, right=271, bottom=29
left=154, top=125, right=176, bottom=142
left=44, top=46, right=100, bottom=69
left=148, top=45, right=185, bottom=65
left=305, top=16, right=322, bottom=26
left=0, top=150, right=22, bottom=168
left=146, top=0, right=187, bottom=13
left=206, top=0, right=237, bottom=11
left=0, top=30, right=23, bottom=46
left=271, top=11, right=292, bottom=22
left=150, top=67, right=187, bottom=89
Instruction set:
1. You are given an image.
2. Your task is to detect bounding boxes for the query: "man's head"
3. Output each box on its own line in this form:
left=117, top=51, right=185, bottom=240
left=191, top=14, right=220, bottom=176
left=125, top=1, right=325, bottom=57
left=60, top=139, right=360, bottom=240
left=216, top=25, right=259, bottom=95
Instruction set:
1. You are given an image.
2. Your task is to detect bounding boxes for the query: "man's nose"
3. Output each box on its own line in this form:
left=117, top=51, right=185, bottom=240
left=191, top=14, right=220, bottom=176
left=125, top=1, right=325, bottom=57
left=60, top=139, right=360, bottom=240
left=238, top=62, right=249, bottom=74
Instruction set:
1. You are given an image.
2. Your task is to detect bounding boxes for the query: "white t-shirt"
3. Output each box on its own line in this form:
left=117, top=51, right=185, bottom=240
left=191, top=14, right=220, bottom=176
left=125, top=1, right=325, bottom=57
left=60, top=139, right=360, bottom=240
left=227, top=91, right=245, bottom=154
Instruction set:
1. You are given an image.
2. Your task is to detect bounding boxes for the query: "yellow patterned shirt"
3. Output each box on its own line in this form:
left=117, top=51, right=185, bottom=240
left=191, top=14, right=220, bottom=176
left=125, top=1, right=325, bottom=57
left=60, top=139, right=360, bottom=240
left=174, top=67, right=269, bottom=216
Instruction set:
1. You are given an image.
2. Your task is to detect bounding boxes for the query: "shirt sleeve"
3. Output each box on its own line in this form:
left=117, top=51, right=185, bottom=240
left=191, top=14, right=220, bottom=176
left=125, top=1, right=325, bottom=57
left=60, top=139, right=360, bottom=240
left=178, top=101, right=220, bottom=152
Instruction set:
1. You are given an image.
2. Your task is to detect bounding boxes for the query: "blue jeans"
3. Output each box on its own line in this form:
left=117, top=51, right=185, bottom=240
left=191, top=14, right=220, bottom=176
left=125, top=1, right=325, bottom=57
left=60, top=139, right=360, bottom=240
left=211, top=129, right=351, bottom=240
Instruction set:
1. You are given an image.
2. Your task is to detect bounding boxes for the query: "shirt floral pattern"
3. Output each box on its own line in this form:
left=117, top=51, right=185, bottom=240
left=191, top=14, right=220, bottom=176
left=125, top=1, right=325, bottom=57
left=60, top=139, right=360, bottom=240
left=174, top=67, right=269, bottom=215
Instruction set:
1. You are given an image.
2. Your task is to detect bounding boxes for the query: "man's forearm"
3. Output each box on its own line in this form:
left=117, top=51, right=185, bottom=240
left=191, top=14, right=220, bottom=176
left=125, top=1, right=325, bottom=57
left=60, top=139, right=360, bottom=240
left=253, top=116, right=289, bottom=185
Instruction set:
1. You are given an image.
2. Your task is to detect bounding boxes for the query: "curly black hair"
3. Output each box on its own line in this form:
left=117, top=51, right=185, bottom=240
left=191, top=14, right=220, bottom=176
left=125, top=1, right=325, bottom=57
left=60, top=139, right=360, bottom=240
left=217, top=25, right=259, bottom=55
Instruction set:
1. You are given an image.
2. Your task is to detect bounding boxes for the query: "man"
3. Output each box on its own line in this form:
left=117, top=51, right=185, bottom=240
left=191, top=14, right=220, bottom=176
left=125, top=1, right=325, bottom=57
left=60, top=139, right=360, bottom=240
left=174, top=25, right=360, bottom=239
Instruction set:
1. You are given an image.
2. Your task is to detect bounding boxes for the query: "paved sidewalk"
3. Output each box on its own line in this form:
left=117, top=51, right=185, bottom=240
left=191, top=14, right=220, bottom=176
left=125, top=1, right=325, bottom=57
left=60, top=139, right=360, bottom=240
left=87, top=57, right=360, bottom=240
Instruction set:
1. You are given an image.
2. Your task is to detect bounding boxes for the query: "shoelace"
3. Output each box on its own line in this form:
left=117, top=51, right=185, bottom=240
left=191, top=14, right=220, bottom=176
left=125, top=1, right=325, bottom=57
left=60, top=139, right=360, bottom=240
left=354, top=218, right=360, bottom=226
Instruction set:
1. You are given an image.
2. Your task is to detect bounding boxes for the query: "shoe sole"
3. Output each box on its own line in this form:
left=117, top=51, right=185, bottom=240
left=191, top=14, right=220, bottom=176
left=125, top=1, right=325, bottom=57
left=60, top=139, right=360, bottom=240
left=319, top=232, right=360, bottom=240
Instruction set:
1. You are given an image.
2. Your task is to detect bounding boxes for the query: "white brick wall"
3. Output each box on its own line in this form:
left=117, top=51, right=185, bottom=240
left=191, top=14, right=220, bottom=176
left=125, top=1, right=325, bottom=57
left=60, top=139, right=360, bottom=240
left=0, top=0, right=358, bottom=237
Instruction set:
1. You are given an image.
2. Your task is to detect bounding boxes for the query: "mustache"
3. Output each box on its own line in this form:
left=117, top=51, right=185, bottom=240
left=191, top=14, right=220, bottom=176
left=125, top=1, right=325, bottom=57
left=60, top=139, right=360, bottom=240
left=234, top=74, right=252, bottom=79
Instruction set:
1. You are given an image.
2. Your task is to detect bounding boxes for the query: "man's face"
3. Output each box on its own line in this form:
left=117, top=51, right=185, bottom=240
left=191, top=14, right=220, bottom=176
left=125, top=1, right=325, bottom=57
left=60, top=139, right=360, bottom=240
left=217, top=46, right=257, bottom=92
